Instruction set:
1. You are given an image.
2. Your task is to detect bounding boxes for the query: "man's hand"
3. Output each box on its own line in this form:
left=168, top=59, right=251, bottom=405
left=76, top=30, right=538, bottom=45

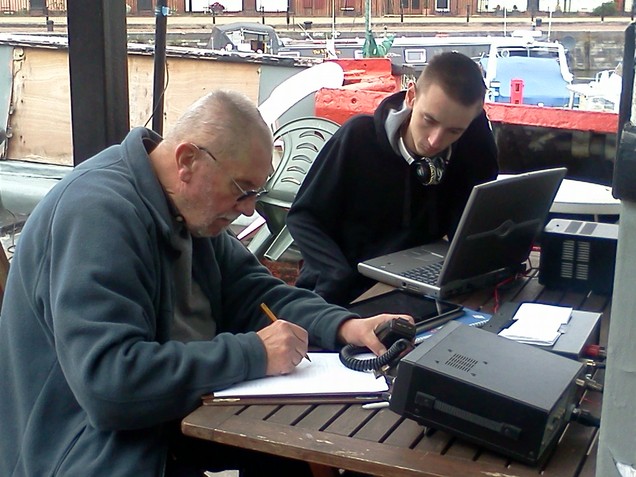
left=257, top=319, right=309, bottom=375
left=337, top=314, right=415, bottom=356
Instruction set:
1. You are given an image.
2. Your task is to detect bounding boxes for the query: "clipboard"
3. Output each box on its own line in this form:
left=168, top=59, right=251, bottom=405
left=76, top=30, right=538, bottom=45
left=202, top=393, right=386, bottom=406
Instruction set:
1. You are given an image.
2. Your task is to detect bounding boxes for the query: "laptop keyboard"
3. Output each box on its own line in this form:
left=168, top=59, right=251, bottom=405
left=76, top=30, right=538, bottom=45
left=400, top=261, right=444, bottom=285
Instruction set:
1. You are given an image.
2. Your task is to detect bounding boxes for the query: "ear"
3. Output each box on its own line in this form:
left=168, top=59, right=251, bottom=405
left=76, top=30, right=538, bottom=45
left=405, top=82, right=417, bottom=109
left=175, top=143, right=196, bottom=182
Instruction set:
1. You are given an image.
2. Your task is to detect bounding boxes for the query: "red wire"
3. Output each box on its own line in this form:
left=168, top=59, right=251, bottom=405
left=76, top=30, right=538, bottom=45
left=492, top=261, right=533, bottom=313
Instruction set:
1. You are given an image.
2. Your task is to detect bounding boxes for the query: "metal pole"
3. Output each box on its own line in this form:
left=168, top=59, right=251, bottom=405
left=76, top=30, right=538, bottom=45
left=152, top=0, right=168, bottom=135
left=597, top=22, right=636, bottom=477
left=332, top=0, right=336, bottom=34
left=503, top=7, right=507, bottom=36
left=618, top=23, right=635, bottom=143
left=67, top=0, right=129, bottom=165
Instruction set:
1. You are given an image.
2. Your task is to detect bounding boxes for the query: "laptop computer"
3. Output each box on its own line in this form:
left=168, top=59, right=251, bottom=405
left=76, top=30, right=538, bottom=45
left=357, top=167, right=567, bottom=298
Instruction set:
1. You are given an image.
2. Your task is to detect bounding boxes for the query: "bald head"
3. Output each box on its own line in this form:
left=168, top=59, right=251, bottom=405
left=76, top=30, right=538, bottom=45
left=164, top=90, right=273, bottom=163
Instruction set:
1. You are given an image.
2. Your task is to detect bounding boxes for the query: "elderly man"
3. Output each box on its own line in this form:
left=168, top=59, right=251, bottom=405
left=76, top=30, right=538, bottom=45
left=0, top=90, right=404, bottom=477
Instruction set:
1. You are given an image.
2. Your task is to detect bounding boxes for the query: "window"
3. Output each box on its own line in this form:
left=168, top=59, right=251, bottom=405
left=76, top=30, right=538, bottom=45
left=436, top=0, right=449, bottom=10
left=405, top=49, right=427, bottom=63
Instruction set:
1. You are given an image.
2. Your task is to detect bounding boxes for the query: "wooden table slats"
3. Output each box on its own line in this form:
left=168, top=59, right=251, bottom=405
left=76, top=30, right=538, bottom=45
left=349, top=408, right=406, bottom=442
left=323, top=404, right=382, bottom=436
left=410, top=427, right=456, bottom=456
left=295, top=404, right=349, bottom=431
left=378, top=414, right=426, bottom=447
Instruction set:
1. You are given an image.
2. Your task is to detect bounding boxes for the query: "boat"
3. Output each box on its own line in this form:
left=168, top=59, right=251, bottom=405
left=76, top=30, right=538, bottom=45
left=0, top=32, right=320, bottom=167
left=480, top=34, right=573, bottom=107
left=278, top=34, right=498, bottom=68
left=0, top=30, right=614, bottom=227
left=279, top=30, right=574, bottom=107
left=205, top=22, right=285, bottom=54
left=566, top=61, right=622, bottom=112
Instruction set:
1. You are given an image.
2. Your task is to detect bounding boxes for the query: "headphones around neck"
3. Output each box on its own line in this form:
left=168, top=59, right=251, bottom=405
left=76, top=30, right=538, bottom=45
left=412, top=156, right=447, bottom=186
left=398, top=136, right=449, bottom=186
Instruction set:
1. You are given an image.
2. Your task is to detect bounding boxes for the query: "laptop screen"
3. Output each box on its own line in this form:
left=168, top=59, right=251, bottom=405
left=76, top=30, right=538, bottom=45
left=358, top=167, right=567, bottom=298
left=438, top=167, right=567, bottom=285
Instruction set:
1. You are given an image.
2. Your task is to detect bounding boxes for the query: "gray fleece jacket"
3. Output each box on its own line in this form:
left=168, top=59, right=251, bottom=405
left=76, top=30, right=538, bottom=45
left=0, top=127, right=355, bottom=477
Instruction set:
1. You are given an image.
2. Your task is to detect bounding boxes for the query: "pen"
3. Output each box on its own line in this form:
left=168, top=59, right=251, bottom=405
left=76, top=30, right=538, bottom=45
left=362, top=401, right=390, bottom=410
left=260, top=302, right=311, bottom=362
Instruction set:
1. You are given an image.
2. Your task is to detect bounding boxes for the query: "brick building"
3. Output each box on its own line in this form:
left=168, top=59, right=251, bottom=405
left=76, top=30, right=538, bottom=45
left=0, top=0, right=629, bottom=19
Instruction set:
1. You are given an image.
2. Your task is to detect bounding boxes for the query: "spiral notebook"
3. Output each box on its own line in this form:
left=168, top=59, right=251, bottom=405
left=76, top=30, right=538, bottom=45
left=358, top=168, right=566, bottom=298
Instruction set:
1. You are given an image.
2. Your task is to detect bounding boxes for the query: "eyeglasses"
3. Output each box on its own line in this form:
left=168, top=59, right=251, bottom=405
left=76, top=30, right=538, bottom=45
left=191, top=144, right=268, bottom=202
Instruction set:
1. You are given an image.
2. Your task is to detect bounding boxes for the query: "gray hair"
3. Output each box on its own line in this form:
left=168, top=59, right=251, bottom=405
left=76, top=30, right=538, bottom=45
left=165, top=90, right=272, bottom=160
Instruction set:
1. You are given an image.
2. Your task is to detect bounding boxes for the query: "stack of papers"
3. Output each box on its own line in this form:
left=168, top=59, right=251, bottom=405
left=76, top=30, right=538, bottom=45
left=498, top=303, right=572, bottom=346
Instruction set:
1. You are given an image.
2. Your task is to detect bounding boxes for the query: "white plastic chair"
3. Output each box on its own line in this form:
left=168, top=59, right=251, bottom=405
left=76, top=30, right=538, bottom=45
left=234, top=62, right=344, bottom=240
left=257, top=62, right=344, bottom=132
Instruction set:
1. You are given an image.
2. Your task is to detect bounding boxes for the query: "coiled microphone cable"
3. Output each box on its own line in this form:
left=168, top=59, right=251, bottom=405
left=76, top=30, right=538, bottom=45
left=339, top=338, right=414, bottom=372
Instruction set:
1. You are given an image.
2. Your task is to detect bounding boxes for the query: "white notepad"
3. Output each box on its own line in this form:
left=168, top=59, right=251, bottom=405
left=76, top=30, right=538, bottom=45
left=213, top=352, right=388, bottom=398
left=499, top=303, right=572, bottom=346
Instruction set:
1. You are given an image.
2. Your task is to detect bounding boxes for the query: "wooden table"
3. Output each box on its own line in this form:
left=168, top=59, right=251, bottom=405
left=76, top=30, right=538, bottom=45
left=182, top=266, right=609, bottom=477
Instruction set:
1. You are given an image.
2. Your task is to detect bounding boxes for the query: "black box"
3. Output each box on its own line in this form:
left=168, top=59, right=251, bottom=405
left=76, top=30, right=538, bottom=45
left=539, top=219, right=618, bottom=294
left=389, top=321, right=584, bottom=465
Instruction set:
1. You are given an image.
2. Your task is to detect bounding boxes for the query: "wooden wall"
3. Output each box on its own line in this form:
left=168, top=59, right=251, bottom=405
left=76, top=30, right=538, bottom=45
left=7, top=47, right=72, bottom=165
left=5, top=45, right=262, bottom=165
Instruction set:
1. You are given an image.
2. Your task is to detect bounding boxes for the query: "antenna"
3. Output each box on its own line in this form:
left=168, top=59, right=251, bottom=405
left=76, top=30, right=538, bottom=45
left=297, top=22, right=314, bottom=41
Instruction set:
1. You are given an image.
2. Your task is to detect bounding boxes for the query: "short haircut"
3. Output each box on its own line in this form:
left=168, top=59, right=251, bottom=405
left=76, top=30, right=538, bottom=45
left=416, top=52, right=486, bottom=106
left=165, top=90, right=272, bottom=162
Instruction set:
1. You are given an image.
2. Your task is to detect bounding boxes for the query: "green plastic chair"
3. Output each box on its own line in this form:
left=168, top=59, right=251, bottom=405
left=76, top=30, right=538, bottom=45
left=247, top=117, right=340, bottom=261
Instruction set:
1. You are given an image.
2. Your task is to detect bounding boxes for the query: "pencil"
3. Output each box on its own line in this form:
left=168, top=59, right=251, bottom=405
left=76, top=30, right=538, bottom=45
left=260, top=302, right=311, bottom=362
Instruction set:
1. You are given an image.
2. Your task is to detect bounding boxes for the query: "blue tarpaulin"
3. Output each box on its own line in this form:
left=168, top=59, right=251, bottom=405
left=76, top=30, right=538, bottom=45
left=482, top=56, right=571, bottom=107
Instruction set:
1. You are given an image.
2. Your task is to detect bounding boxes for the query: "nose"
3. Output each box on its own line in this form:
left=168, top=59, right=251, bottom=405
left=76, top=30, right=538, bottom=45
left=428, top=127, right=447, bottom=150
left=235, top=198, right=257, bottom=217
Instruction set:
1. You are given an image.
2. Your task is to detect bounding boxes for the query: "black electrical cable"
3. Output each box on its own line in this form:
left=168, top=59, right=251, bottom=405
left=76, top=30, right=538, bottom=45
left=571, top=407, right=601, bottom=427
left=339, top=339, right=412, bottom=372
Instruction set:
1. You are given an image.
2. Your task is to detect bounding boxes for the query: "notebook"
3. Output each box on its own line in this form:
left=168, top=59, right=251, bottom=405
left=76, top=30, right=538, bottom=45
left=358, top=167, right=567, bottom=298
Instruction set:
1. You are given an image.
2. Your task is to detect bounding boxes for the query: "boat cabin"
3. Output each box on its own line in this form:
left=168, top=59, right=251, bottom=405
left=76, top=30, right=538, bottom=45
left=206, top=22, right=284, bottom=54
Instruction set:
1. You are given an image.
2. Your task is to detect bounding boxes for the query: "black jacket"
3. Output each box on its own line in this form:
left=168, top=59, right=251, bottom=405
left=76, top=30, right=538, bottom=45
left=287, top=91, right=499, bottom=305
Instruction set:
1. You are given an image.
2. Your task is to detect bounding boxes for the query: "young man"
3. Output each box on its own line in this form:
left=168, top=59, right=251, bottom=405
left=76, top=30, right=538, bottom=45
left=0, top=90, right=406, bottom=477
left=287, top=52, right=499, bottom=306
